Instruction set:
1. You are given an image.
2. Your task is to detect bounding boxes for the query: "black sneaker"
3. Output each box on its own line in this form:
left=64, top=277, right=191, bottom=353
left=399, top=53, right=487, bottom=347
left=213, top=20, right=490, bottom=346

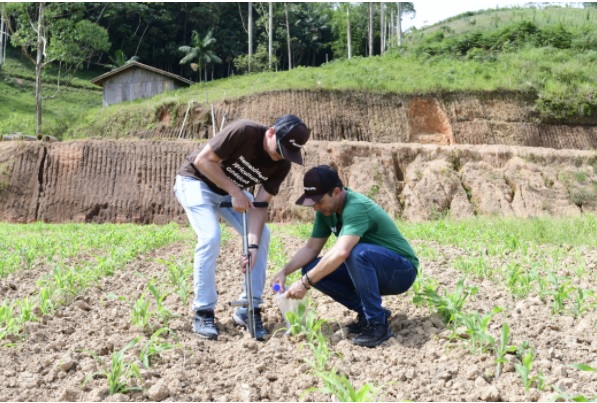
left=233, top=307, right=268, bottom=341
left=193, top=309, right=218, bottom=340
left=347, top=308, right=392, bottom=334
left=352, top=322, right=394, bottom=347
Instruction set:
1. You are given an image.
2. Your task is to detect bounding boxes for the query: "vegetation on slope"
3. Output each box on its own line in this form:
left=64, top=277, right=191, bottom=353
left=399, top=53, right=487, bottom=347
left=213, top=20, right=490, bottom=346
left=1, top=4, right=597, bottom=139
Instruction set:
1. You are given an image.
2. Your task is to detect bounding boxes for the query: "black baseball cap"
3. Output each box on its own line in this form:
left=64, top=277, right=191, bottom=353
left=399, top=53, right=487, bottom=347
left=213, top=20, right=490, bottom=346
left=295, top=165, right=343, bottom=206
left=274, top=114, right=310, bottom=165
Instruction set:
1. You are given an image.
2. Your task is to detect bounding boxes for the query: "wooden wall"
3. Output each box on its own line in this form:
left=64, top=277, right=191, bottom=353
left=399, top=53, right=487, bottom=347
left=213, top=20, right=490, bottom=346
left=102, top=67, right=185, bottom=106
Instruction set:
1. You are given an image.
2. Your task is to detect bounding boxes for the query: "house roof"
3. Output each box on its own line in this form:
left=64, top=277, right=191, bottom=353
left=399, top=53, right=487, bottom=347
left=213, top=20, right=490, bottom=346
left=91, top=61, right=193, bottom=87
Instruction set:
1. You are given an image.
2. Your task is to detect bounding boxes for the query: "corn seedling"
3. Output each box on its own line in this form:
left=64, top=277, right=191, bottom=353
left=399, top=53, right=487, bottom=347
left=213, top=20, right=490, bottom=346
left=83, top=337, right=143, bottom=395
left=0, top=301, right=20, bottom=341
left=504, top=262, right=532, bottom=299
left=309, top=368, right=380, bottom=402
left=130, top=294, right=152, bottom=330
left=37, top=286, right=55, bottom=315
left=413, top=277, right=478, bottom=325
left=569, top=288, right=595, bottom=318
left=453, top=306, right=502, bottom=354
left=547, top=271, right=574, bottom=315
left=159, top=258, right=191, bottom=305
left=148, top=282, right=174, bottom=324
left=268, top=235, right=287, bottom=273
left=453, top=255, right=493, bottom=279
left=495, top=323, right=517, bottom=378
left=513, top=345, right=545, bottom=392
left=286, top=299, right=383, bottom=402
left=16, top=298, right=36, bottom=323
left=139, top=328, right=178, bottom=369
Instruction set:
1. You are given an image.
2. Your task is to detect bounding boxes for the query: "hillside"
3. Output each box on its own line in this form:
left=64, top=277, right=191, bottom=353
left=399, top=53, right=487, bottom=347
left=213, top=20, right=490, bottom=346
left=1, top=5, right=597, bottom=141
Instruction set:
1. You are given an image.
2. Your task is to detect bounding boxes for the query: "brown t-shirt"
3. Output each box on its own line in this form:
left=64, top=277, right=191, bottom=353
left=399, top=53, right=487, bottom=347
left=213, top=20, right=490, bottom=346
left=178, top=119, right=291, bottom=196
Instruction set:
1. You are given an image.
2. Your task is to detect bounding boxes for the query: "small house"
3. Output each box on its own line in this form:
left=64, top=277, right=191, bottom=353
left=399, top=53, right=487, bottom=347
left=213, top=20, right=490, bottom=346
left=91, top=62, right=192, bottom=107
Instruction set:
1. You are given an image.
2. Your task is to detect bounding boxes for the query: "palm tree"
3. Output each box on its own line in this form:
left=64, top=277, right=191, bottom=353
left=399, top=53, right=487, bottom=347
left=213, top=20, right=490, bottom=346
left=179, top=29, right=222, bottom=82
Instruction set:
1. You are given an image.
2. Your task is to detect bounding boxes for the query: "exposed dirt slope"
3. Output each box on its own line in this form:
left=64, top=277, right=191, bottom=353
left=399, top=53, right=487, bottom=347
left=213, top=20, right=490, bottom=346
left=0, top=140, right=595, bottom=224
left=146, top=90, right=597, bottom=150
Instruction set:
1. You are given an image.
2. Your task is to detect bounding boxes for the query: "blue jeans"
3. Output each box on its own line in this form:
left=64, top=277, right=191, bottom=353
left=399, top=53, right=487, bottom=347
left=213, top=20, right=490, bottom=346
left=302, top=243, right=417, bottom=324
left=173, top=175, right=270, bottom=311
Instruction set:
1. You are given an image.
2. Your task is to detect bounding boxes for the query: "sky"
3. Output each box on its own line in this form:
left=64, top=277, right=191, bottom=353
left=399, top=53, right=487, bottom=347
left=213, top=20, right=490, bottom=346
left=401, top=1, right=580, bottom=31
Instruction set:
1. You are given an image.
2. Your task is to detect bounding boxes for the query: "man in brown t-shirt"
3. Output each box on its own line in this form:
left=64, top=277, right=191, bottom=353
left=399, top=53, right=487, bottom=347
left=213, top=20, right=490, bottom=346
left=174, top=115, right=309, bottom=340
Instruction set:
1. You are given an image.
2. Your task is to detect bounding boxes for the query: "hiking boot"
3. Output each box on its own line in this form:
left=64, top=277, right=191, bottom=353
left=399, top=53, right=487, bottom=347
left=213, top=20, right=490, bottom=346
left=352, top=322, right=394, bottom=348
left=233, top=307, right=268, bottom=341
left=193, top=309, right=218, bottom=340
left=347, top=308, right=392, bottom=334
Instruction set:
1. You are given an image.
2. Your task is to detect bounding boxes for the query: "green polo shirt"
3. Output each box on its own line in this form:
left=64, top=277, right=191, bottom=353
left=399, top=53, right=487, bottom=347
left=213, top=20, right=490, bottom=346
left=311, top=188, right=419, bottom=269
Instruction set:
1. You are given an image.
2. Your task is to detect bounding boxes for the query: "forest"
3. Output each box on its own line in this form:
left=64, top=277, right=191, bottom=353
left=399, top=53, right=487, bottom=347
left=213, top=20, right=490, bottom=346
left=0, top=2, right=415, bottom=82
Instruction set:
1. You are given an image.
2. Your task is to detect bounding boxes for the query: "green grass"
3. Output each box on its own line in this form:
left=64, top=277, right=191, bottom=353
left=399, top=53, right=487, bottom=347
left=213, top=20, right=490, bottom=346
left=0, top=51, right=102, bottom=137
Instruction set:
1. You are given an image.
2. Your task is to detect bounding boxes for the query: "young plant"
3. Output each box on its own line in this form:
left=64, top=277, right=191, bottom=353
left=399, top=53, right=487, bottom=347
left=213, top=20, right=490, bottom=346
left=37, top=286, right=55, bottom=315
left=495, top=323, right=517, bottom=378
left=148, top=282, right=174, bottom=324
left=547, top=271, right=573, bottom=315
left=310, top=368, right=380, bottom=402
left=413, top=277, right=478, bottom=325
left=513, top=345, right=545, bottom=392
left=453, top=306, right=502, bottom=354
left=139, top=328, right=177, bottom=369
left=83, top=337, right=142, bottom=395
left=130, top=294, right=152, bottom=330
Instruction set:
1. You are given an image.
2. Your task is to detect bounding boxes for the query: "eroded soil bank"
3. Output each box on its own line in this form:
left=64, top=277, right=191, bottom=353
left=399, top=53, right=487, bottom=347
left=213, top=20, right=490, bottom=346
left=1, top=140, right=595, bottom=225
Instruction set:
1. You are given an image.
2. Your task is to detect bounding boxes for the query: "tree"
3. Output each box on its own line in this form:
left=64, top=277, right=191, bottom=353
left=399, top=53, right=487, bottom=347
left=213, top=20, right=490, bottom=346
left=105, top=49, right=140, bottom=70
left=284, top=2, right=292, bottom=69
left=6, top=2, right=109, bottom=136
left=178, top=29, right=222, bottom=82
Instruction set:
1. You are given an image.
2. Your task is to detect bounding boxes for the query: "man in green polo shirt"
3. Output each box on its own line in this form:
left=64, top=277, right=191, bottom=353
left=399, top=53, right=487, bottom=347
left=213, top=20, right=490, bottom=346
left=271, top=165, right=418, bottom=347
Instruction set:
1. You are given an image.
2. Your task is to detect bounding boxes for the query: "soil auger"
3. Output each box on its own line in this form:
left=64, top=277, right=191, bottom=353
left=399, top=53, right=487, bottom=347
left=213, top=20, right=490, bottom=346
left=220, top=201, right=268, bottom=340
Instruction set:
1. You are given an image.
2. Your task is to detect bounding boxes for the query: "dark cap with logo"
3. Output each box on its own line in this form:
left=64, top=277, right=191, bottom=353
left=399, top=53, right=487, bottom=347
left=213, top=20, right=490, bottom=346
left=274, top=114, right=310, bottom=165
left=295, top=165, right=343, bottom=206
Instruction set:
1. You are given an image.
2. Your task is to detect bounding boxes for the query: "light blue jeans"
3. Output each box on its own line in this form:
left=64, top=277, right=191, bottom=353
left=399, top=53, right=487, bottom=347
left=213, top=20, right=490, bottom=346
left=173, top=175, right=270, bottom=311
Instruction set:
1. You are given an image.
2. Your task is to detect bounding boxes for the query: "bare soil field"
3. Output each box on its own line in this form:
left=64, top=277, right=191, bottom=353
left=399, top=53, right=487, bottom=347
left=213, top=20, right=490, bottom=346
left=0, top=223, right=595, bottom=402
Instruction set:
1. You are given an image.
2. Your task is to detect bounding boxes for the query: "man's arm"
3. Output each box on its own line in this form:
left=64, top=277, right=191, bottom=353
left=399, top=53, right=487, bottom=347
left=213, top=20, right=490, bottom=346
left=194, top=144, right=252, bottom=212
left=271, top=237, right=327, bottom=290
left=286, top=234, right=361, bottom=299
left=304, top=234, right=360, bottom=283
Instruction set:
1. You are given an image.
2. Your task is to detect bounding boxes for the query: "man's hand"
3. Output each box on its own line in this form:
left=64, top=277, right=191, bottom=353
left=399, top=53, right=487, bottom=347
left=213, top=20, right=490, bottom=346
left=271, top=270, right=287, bottom=293
left=286, top=277, right=309, bottom=300
left=231, top=192, right=253, bottom=213
left=239, top=248, right=258, bottom=273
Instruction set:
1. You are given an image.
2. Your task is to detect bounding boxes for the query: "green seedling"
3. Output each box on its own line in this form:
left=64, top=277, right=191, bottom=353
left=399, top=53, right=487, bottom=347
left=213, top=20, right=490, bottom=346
left=495, top=323, right=517, bottom=378
left=16, top=298, right=36, bottom=323
left=413, top=277, right=478, bottom=325
left=0, top=301, right=19, bottom=341
left=83, top=337, right=142, bottom=395
left=130, top=294, right=152, bottom=330
left=159, top=258, right=192, bottom=305
left=268, top=235, right=287, bottom=273
left=453, top=256, right=493, bottom=279
left=148, top=282, right=174, bottom=324
left=504, top=262, right=532, bottom=299
left=38, top=286, right=55, bottom=315
left=570, top=288, right=595, bottom=318
left=514, top=345, right=545, bottom=392
left=309, top=368, right=380, bottom=402
left=547, top=271, right=573, bottom=315
left=139, top=328, right=177, bottom=369
left=454, top=306, right=502, bottom=354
